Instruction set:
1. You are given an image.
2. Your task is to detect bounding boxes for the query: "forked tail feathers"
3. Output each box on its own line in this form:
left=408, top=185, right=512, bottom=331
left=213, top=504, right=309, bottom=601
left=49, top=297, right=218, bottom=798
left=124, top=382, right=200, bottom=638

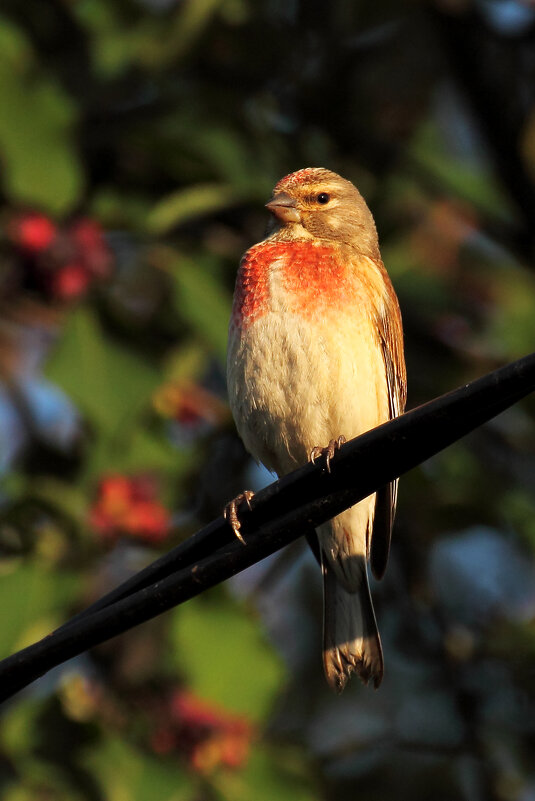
left=322, top=556, right=383, bottom=693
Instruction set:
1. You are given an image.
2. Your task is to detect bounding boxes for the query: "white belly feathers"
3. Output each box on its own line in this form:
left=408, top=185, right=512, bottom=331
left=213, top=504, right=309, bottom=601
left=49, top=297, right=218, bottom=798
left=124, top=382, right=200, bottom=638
left=228, top=307, right=389, bottom=479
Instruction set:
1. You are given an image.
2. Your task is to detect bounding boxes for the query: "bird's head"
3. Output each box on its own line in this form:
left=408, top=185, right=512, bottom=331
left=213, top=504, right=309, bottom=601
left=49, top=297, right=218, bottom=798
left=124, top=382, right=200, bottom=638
left=265, top=167, right=379, bottom=258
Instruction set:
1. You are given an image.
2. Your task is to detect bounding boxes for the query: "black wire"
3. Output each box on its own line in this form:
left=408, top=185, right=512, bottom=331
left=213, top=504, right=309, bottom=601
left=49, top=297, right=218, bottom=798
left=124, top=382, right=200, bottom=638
left=0, top=351, right=534, bottom=704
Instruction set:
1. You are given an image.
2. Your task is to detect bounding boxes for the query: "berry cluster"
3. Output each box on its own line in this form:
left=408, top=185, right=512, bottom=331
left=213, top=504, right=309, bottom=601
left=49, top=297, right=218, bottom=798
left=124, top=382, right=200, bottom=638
left=89, top=474, right=170, bottom=545
left=150, top=689, right=253, bottom=773
left=7, top=212, right=113, bottom=301
left=152, top=379, right=229, bottom=428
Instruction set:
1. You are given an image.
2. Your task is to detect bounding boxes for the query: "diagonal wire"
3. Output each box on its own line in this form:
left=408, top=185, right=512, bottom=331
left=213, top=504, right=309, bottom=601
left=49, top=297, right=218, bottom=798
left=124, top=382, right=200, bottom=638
left=0, top=351, right=534, bottom=704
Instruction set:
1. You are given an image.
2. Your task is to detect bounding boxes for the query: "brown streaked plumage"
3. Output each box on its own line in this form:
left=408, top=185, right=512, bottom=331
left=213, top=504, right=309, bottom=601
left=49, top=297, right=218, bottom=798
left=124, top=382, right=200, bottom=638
left=227, top=167, right=406, bottom=692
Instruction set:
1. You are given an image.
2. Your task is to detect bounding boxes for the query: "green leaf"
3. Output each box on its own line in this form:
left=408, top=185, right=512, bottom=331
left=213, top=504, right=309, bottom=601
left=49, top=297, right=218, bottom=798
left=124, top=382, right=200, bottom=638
left=82, top=735, right=194, bottom=801
left=163, top=341, right=209, bottom=383
left=23, top=477, right=89, bottom=527
left=86, top=425, right=193, bottom=480
left=0, top=16, right=83, bottom=213
left=502, top=488, right=535, bottom=554
left=166, top=0, right=225, bottom=61
left=45, top=307, right=161, bottom=436
left=2, top=758, right=86, bottom=801
left=216, top=744, right=321, bottom=801
left=171, top=256, right=232, bottom=362
left=0, top=696, right=46, bottom=757
left=485, top=269, right=535, bottom=359
left=191, top=128, right=254, bottom=187
left=147, top=184, right=240, bottom=233
left=91, top=186, right=153, bottom=228
left=0, top=561, right=78, bottom=657
left=170, top=593, right=285, bottom=722
left=409, top=121, right=513, bottom=222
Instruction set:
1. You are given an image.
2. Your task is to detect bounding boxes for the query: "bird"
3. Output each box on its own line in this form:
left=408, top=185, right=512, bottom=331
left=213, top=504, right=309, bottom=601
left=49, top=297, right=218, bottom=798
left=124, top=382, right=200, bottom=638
left=226, top=167, right=406, bottom=692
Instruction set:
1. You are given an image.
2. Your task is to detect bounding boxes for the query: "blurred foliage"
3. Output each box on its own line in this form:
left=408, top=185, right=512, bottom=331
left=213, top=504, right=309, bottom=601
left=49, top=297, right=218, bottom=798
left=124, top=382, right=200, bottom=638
left=0, top=0, right=535, bottom=799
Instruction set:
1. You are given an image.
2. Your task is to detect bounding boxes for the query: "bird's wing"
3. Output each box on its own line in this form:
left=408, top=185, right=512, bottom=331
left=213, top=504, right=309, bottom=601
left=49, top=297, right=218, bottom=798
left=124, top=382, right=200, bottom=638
left=370, top=264, right=407, bottom=580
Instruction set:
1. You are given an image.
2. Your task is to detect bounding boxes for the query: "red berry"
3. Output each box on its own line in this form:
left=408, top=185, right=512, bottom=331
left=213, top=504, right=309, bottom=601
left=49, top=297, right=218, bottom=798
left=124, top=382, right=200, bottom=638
left=70, top=218, right=104, bottom=251
left=89, top=474, right=170, bottom=544
left=51, top=263, right=91, bottom=300
left=10, top=213, right=56, bottom=252
left=124, top=500, right=170, bottom=543
left=70, top=218, right=113, bottom=278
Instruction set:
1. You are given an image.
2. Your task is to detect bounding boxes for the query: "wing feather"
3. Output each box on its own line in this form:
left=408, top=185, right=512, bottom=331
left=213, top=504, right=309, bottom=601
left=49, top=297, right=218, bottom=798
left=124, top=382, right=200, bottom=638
left=370, top=264, right=406, bottom=580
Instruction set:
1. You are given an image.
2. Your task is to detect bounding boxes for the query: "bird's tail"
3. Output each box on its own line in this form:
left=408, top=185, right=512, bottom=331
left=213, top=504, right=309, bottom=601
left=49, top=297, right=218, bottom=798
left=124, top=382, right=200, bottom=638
left=322, top=555, right=383, bottom=693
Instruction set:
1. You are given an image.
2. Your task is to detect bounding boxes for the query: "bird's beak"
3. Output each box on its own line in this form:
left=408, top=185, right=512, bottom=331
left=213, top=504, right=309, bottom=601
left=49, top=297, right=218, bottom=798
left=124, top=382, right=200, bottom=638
left=265, top=192, right=301, bottom=224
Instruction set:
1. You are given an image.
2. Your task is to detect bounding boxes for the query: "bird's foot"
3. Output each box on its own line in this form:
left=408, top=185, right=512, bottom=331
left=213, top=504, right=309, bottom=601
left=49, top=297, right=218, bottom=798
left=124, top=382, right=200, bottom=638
left=310, top=435, right=347, bottom=473
left=223, top=490, right=255, bottom=545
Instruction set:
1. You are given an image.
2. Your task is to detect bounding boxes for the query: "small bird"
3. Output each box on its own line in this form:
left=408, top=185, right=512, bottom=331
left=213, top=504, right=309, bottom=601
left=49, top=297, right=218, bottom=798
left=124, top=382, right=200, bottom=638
left=226, top=168, right=406, bottom=692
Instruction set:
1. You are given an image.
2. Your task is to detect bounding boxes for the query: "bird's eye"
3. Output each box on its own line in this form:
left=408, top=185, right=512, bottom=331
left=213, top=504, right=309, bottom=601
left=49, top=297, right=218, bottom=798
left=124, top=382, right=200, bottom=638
left=316, top=192, right=330, bottom=204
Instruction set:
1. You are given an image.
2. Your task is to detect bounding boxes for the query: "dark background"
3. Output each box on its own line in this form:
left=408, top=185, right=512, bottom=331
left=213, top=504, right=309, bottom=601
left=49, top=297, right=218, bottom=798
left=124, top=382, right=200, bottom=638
left=1, top=1, right=535, bottom=799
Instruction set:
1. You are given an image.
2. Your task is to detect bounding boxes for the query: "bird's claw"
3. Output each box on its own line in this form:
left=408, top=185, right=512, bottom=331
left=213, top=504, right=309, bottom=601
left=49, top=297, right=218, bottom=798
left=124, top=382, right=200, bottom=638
left=223, top=490, right=254, bottom=545
left=310, top=435, right=347, bottom=473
